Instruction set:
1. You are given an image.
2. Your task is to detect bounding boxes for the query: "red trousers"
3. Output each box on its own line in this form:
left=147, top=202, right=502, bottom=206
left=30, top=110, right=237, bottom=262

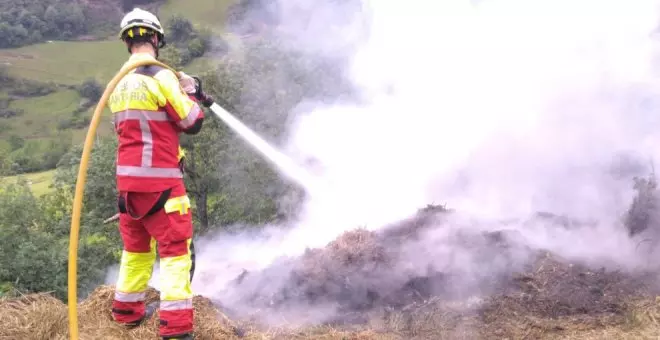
left=111, top=183, right=195, bottom=337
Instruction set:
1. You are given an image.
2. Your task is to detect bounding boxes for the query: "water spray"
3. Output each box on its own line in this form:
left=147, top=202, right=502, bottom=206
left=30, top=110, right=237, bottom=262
left=208, top=103, right=320, bottom=195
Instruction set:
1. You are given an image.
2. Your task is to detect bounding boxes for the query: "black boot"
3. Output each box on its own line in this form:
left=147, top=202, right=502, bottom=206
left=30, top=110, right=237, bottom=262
left=124, top=301, right=158, bottom=328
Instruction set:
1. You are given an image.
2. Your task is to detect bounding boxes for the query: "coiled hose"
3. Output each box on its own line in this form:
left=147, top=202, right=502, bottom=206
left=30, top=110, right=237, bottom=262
left=67, top=58, right=178, bottom=340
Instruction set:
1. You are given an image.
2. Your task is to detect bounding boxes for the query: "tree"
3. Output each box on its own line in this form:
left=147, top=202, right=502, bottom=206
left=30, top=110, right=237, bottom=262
left=0, top=0, right=105, bottom=48
left=43, top=3, right=87, bottom=39
left=8, top=135, right=24, bottom=152
left=42, top=134, right=72, bottom=169
left=0, top=178, right=122, bottom=301
left=180, top=116, right=227, bottom=232
left=0, top=181, right=66, bottom=298
left=78, top=78, right=103, bottom=102
left=188, top=37, right=206, bottom=58
left=55, top=137, right=120, bottom=241
left=167, top=15, right=194, bottom=43
left=159, top=47, right=183, bottom=69
left=0, top=23, right=29, bottom=48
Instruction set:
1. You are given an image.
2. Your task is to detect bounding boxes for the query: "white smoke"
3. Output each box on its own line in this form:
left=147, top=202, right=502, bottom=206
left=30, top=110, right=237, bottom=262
left=279, top=0, right=660, bottom=264
left=107, top=0, right=660, bottom=323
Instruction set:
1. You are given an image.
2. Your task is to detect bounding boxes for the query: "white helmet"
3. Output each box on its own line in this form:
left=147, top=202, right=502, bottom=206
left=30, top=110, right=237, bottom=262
left=119, top=8, right=166, bottom=48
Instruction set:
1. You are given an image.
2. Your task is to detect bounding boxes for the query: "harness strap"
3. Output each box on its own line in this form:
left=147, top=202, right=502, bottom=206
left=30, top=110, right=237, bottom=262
left=118, top=188, right=172, bottom=220
left=190, top=240, right=196, bottom=282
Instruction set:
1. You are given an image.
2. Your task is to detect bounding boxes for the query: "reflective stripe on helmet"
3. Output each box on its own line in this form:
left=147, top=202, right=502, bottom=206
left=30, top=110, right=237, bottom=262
left=117, top=165, right=183, bottom=178
left=126, top=18, right=162, bottom=31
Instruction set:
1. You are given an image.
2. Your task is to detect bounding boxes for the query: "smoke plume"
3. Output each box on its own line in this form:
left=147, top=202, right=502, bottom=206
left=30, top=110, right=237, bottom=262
left=109, top=0, right=660, bottom=328
left=277, top=0, right=660, bottom=266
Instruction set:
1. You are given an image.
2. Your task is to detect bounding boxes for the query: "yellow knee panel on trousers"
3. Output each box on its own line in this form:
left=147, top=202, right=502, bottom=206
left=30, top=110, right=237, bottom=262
left=159, top=239, right=193, bottom=301
left=116, top=238, right=157, bottom=293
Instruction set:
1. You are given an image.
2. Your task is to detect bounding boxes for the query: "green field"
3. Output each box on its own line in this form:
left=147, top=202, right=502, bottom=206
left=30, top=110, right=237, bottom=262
left=0, top=40, right=128, bottom=85
left=159, top=0, right=235, bottom=32
left=0, top=0, right=235, bottom=87
left=0, top=40, right=221, bottom=87
left=0, top=0, right=235, bottom=85
left=4, top=90, right=80, bottom=139
left=1, top=169, right=55, bottom=196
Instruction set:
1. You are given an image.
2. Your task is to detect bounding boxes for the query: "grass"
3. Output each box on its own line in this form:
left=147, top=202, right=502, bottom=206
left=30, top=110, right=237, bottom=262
left=185, top=56, right=222, bottom=74
left=0, top=40, right=224, bottom=89
left=2, top=89, right=81, bottom=140
left=1, top=169, right=55, bottom=196
left=0, top=49, right=208, bottom=144
left=0, top=0, right=235, bottom=86
left=158, top=0, right=236, bottom=32
left=0, top=40, right=128, bottom=85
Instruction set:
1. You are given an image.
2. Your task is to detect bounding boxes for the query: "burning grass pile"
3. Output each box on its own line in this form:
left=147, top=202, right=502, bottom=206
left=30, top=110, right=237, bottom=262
left=0, top=285, right=400, bottom=340
left=6, top=199, right=660, bottom=339
left=363, top=254, right=660, bottom=340
left=3, top=242, right=660, bottom=339
left=230, top=203, right=525, bottom=324
left=232, top=205, right=450, bottom=306
left=221, top=201, right=660, bottom=339
left=4, top=256, right=660, bottom=339
left=478, top=253, right=658, bottom=339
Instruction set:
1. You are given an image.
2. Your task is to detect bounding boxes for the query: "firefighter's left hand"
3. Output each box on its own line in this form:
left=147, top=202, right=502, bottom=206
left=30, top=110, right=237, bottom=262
left=178, top=71, right=197, bottom=94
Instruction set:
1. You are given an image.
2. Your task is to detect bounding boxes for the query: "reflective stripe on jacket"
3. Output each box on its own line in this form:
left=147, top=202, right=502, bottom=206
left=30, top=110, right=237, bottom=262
left=109, top=53, right=204, bottom=192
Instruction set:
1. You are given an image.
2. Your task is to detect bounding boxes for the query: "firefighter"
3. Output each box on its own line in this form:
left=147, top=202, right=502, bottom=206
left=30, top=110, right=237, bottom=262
left=108, top=8, right=213, bottom=340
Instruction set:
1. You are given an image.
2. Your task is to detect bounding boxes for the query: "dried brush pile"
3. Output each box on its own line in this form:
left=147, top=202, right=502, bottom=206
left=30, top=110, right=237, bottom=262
left=6, top=190, right=660, bottom=339
left=0, top=285, right=400, bottom=340
left=0, top=286, right=240, bottom=340
left=229, top=205, right=454, bottom=321
left=366, top=253, right=660, bottom=340
left=479, top=253, right=657, bottom=339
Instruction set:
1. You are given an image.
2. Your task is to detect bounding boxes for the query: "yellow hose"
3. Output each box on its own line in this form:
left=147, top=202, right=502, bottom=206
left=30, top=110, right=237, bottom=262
left=68, top=58, right=178, bottom=340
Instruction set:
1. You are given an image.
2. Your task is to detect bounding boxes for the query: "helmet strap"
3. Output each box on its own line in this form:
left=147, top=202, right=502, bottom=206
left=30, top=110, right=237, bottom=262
left=149, top=39, right=159, bottom=59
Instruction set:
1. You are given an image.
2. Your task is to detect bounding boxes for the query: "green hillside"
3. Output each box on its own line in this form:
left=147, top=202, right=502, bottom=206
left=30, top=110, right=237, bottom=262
left=159, top=0, right=236, bottom=31
left=0, top=0, right=239, bottom=185
left=0, top=0, right=235, bottom=85
left=5, top=89, right=81, bottom=138
left=1, top=169, right=55, bottom=196
left=0, top=40, right=127, bottom=85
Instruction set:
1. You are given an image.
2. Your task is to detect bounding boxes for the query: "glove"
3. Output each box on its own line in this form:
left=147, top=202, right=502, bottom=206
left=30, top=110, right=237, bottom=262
left=192, top=76, right=214, bottom=108
left=178, top=72, right=213, bottom=107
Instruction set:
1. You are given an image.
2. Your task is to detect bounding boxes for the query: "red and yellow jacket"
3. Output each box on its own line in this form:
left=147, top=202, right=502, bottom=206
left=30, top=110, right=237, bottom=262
left=109, top=53, right=204, bottom=192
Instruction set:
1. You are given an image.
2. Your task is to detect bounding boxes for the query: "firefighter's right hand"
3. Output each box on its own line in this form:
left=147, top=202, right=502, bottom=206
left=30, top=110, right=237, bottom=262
left=191, top=76, right=214, bottom=108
